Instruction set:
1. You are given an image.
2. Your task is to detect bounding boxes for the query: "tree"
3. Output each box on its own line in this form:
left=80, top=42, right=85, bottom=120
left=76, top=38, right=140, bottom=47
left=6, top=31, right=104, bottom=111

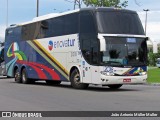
left=83, top=0, right=128, bottom=8
left=148, top=49, right=160, bottom=66
left=65, top=0, right=83, bottom=9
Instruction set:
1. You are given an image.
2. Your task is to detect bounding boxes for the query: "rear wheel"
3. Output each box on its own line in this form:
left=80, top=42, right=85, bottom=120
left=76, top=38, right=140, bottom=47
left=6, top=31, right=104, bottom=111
left=70, top=69, right=89, bottom=89
left=108, top=84, right=123, bottom=89
left=46, top=80, right=61, bottom=85
left=21, top=68, right=31, bottom=84
left=14, top=69, right=21, bottom=83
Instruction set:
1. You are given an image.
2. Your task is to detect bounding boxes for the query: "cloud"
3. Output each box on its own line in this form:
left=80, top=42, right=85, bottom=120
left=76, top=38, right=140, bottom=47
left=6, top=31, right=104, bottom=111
left=138, top=11, right=160, bottom=42
left=0, top=25, right=6, bottom=42
left=147, top=22, right=160, bottom=40
left=138, top=11, right=160, bottom=22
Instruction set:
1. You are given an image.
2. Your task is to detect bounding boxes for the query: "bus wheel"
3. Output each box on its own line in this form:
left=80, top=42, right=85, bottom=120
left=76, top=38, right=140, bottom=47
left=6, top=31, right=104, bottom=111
left=21, top=68, right=30, bottom=84
left=46, top=80, right=61, bottom=85
left=70, top=69, right=89, bottom=89
left=108, top=84, right=123, bottom=89
left=14, top=69, right=21, bottom=83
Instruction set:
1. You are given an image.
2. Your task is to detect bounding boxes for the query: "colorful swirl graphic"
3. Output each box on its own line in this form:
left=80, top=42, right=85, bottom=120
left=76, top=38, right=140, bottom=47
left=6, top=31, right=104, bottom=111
left=6, top=42, right=60, bottom=80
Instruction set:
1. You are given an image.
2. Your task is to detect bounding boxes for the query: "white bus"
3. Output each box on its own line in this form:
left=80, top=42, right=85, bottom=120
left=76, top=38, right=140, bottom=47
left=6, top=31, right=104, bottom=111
left=4, top=7, right=148, bottom=89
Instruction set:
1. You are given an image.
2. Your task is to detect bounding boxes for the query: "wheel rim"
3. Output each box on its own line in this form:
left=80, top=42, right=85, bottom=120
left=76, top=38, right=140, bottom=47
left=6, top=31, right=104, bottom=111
left=22, top=71, right=26, bottom=82
left=74, top=73, right=80, bottom=85
left=15, top=70, right=19, bottom=81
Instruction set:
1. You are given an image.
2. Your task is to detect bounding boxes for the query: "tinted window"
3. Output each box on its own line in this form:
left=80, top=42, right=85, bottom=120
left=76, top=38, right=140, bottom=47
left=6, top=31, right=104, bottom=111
left=97, top=11, right=144, bottom=35
left=49, top=16, right=65, bottom=37
left=36, top=20, right=49, bottom=39
left=79, top=11, right=98, bottom=65
left=100, top=37, right=147, bottom=67
left=64, top=13, right=78, bottom=35
left=36, top=13, right=78, bottom=39
left=80, top=11, right=96, bottom=34
left=22, top=22, right=41, bottom=40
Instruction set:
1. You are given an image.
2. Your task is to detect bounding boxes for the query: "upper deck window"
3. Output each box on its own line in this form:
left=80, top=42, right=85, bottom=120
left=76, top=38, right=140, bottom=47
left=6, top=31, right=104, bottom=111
left=96, top=11, right=144, bottom=35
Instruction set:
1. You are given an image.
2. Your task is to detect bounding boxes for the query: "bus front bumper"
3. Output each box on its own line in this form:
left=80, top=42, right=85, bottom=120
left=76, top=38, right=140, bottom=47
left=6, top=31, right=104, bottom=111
left=99, top=75, right=147, bottom=85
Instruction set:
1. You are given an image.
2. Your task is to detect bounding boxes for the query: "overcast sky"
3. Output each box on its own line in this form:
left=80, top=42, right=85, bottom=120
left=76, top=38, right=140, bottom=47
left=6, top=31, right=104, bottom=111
left=0, top=0, right=160, bottom=42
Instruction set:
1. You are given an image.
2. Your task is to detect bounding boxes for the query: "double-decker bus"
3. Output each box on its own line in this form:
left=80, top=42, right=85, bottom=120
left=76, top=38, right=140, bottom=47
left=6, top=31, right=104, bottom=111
left=4, top=7, right=148, bottom=89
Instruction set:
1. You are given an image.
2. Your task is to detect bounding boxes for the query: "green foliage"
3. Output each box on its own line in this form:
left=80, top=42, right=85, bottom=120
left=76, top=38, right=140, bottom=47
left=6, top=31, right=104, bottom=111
left=148, top=68, right=160, bottom=83
left=148, top=52, right=156, bottom=66
left=148, top=49, right=160, bottom=66
left=83, top=0, right=128, bottom=8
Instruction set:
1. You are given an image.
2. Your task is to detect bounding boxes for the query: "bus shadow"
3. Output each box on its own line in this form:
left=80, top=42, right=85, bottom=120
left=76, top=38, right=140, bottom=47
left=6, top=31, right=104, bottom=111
left=8, top=80, right=141, bottom=92
left=30, top=81, right=141, bottom=92
left=86, top=86, right=140, bottom=92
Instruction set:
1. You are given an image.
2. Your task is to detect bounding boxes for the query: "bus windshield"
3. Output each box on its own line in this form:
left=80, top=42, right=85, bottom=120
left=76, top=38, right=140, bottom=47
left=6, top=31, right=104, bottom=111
left=96, top=11, right=144, bottom=35
left=101, top=37, right=147, bottom=67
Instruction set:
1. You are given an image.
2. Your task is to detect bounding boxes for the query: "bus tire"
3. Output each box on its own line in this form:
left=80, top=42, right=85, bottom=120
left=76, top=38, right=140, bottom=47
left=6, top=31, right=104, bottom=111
left=14, top=69, right=21, bottom=83
left=21, top=68, right=31, bottom=84
left=70, top=69, right=89, bottom=89
left=46, top=80, right=61, bottom=85
left=108, top=84, right=123, bottom=89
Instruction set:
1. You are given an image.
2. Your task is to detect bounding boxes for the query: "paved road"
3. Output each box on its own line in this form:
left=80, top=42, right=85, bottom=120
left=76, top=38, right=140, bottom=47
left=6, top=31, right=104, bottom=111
left=0, top=77, right=160, bottom=120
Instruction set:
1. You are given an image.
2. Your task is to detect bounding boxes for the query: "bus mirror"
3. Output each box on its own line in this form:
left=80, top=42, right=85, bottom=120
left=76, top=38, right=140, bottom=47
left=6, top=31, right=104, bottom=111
left=98, top=34, right=106, bottom=52
left=145, top=37, right=149, bottom=41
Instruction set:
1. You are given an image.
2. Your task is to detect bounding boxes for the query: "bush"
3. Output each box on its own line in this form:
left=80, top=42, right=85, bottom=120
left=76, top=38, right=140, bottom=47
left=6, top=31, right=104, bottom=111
left=148, top=49, right=160, bottom=66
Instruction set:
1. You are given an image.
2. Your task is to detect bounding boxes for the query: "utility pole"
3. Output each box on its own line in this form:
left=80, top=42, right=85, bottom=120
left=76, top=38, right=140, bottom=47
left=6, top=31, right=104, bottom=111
left=143, top=9, right=149, bottom=35
left=36, top=0, right=39, bottom=17
left=6, top=0, right=8, bottom=27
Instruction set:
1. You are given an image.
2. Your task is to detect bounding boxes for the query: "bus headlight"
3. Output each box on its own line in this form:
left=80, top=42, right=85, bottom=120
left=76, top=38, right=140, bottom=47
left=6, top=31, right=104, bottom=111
left=100, top=71, right=115, bottom=76
left=104, top=72, right=115, bottom=76
left=140, top=72, right=147, bottom=75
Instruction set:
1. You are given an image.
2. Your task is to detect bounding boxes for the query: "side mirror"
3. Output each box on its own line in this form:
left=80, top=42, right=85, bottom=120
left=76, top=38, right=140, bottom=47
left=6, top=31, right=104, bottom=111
left=98, top=34, right=106, bottom=52
left=145, top=37, right=149, bottom=41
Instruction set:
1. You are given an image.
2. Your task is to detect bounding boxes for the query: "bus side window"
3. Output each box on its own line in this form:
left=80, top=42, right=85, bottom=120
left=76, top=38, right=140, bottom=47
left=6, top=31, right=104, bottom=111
left=49, top=17, right=65, bottom=37
left=64, top=13, right=78, bottom=35
left=79, top=11, right=98, bottom=64
left=22, top=23, right=40, bottom=40
left=36, top=21, right=49, bottom=39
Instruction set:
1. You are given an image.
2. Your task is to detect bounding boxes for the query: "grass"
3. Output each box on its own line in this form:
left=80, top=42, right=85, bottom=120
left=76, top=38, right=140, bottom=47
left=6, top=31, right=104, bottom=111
left=147, top=67, right=160, bottom=83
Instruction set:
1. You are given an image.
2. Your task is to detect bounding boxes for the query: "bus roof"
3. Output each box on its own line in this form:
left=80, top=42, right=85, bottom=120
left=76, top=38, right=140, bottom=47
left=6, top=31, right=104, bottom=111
left=8, top=7, right=136, bottom=28
left=19, top=9, right=80, bottom=26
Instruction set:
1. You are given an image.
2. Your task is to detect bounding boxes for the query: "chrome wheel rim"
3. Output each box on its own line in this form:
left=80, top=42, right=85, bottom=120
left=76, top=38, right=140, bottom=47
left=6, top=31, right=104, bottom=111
left=22, top=72, right=26, bottom=82
left=74, top=73, right=80, bottom=85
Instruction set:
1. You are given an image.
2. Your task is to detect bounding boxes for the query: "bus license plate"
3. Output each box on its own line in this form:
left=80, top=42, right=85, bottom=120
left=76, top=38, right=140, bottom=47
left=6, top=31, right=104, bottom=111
left=123, top=79, right=131, bottom=83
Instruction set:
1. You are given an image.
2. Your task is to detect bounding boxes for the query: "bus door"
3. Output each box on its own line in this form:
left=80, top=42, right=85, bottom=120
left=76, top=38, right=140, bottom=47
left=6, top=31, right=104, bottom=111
left=79, top=11, right=98, bottom=84
left=81, top=60, right=92, bottom=83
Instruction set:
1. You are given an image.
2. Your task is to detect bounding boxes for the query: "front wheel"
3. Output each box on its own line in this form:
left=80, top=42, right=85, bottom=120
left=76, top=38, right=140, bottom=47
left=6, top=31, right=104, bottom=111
left=70, top=69, right=89, bottom=89
left=108, top=84, right=123, bottom=89
left=21, top=68, right=31, bottom=84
